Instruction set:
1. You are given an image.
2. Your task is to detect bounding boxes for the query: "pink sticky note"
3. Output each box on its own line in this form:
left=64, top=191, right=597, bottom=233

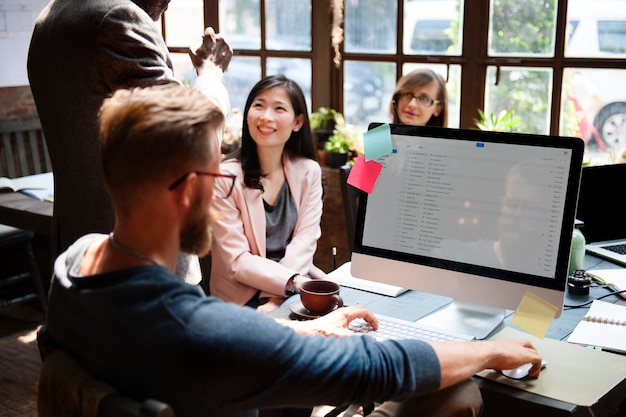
left=347, top=154, right=383, bottom=194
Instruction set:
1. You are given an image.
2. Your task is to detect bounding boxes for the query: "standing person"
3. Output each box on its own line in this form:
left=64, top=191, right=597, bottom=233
left=210, top=75, right=326, bottom=313
left=43, top=83, right=545, bottom=417
left=27, top=0, right=231, bottom=283
left=389, top=68, right=448, bottom=127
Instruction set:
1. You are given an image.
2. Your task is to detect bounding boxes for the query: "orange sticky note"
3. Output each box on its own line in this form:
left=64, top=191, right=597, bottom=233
left=347, top=154, right=383, bottom=194
left=510, top=291, right=558, bottom=339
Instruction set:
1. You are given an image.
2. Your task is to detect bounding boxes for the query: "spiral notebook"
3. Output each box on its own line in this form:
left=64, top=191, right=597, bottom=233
left=567, top=300, right=626, bottom=353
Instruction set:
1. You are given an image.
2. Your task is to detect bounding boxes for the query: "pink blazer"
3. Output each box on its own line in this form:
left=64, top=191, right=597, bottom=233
left=209, top=155, right=326, bottom=305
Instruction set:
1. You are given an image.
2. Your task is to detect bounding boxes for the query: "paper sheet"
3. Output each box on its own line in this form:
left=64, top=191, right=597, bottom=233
left=586, top=269, right=626, bottom=298
left=476, top=326, right=626, bottom=406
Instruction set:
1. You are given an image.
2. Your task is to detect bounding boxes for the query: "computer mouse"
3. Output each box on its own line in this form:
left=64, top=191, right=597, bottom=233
left=501, top=360, right=547, bottom=380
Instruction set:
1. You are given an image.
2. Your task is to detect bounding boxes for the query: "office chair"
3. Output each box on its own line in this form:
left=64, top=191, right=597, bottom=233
left=1, top=120, right=52, bottom=313
left=37, top=325, right=175, bottom=417
left=0, top=225, right=47, bottom=312
left=338, top=165, right=360, bottom=254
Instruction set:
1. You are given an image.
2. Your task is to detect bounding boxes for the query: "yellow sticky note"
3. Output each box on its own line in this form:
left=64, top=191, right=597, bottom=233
left=510, top=291, right=558, bottom=339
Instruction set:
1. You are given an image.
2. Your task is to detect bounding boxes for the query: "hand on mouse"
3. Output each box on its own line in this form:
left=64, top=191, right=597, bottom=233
left=427, top=338, right=543, bottom=390
left=486, top=339, right=544, bottom=378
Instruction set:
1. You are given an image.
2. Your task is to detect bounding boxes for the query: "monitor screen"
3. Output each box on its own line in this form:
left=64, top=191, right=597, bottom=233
left=351, top=123, right=584, bottom=338
left=575, top=163, right=626, bottom=243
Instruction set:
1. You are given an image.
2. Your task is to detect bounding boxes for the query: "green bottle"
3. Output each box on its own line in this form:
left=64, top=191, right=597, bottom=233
left=568, top=226, right=586, bottom=276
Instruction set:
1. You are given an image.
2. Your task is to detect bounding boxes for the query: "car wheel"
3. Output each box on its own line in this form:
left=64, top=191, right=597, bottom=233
left=594, top=102, right=626, bottom=150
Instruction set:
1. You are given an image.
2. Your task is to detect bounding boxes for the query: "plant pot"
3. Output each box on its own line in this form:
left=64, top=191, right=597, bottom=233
left=313, top=129, right=334, bottom=150
left=326, top=151, right=348, bottom=168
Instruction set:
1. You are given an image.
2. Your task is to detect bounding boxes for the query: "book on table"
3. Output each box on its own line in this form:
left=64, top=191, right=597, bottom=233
left=0, top=174, right=53, bottom=201
left=567, top=299, right=626, bottom=354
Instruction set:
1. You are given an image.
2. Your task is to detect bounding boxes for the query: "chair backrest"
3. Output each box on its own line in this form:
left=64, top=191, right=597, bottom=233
left=338, top=165, right=359, bottom=254
left=0, top=119, right=52, bottom=178
left=37, top=325, right=175, bottom=417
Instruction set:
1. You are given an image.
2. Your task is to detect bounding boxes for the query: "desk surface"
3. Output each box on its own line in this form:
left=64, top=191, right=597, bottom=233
left=0, top=173, right=53, bottom=236
left=270, top=254, right=626, bottom=417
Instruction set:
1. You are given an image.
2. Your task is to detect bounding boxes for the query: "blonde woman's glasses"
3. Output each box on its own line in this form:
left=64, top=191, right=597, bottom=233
left=397, top=93, right=440, bottom=108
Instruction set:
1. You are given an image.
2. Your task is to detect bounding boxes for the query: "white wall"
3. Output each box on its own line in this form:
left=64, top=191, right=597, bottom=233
left=0, top=0, right=48, bottom=87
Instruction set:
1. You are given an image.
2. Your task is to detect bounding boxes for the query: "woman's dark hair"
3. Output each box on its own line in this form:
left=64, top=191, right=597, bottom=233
left=235, top=74, right=318, bottom=190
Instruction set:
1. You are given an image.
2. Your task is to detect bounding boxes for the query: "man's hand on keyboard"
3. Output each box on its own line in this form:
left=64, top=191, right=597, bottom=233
left=282, top=306, right=379, bottom=337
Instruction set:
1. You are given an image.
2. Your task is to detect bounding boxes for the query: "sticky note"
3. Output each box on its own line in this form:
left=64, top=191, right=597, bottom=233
left=510, top=291, right=558, bottom=339
left=363, top=123, right=393, bottom=161
left=347, top=154, right=383, bottom=194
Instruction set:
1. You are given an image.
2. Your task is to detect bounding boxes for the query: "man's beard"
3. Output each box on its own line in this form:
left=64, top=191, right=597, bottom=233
left=179, top=194, right=214, bottom=257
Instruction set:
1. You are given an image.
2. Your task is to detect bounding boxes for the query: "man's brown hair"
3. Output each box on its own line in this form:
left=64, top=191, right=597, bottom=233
left=99, top=84, right=224, bottom=202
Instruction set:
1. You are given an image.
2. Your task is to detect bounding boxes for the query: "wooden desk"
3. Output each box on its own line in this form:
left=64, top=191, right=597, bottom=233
left=0, top=191, right=53, bottom=236
left=270, top=254, right=626, bottom=417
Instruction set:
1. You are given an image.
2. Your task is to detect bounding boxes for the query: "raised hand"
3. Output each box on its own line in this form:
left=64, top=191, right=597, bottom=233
left=189, top=27, right=233, bottom=75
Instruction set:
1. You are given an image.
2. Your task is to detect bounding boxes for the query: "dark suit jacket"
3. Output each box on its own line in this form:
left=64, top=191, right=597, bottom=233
left=28, top=0, right=175, bottom=256
left=27, top=0, right=228, bottom=282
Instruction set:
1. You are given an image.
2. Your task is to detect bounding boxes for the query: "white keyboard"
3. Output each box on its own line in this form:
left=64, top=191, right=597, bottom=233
left=349, top=314, right=475, bottom=342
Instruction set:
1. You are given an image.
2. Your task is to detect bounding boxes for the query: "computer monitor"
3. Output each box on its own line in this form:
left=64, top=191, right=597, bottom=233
left=351, top=123, right=584, bottom=339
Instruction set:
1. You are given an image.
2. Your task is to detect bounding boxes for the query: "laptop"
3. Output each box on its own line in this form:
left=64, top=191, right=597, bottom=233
left=576, top=163, right=626, bottom=266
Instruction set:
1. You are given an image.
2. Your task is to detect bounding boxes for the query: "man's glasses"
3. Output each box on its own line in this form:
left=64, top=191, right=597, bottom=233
left=397, top=93, right=440, bottom=108
left=168, top=171, right=237, bottom=199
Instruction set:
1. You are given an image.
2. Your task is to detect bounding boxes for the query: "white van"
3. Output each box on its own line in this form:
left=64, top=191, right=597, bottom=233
left=403, top=0, right=460, bottom=55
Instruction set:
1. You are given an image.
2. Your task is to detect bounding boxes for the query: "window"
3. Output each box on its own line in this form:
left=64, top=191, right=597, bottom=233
left=162, top=0, right=626, bottom=165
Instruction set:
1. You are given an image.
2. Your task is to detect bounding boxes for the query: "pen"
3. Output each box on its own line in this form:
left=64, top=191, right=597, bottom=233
left=332, top=246, right=337, bottom=270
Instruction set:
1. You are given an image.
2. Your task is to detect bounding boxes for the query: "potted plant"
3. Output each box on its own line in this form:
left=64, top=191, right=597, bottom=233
left=310, top=107, right=345, bottom=150
left=324, top=124, right=358, bottom=168
left=473, top=109, right=520, bottom=132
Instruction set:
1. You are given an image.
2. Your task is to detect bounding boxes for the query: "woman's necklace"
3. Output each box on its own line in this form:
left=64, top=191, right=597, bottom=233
left=108, top=233, right=159, bottom=266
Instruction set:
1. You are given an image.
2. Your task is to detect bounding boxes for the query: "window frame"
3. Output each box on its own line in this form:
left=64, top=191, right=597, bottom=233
left=163, top=0, right=626, bottom=135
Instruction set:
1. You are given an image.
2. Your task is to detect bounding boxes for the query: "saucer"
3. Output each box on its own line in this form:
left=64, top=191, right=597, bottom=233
left=289, top=301, right=338, bottom=320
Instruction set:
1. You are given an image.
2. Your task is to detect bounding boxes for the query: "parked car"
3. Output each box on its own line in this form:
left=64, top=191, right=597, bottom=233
left=566, top=0, right=626, bottom=150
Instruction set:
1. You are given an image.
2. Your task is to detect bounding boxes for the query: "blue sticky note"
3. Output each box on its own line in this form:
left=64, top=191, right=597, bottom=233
left=363, top=123, right=393, bottom=161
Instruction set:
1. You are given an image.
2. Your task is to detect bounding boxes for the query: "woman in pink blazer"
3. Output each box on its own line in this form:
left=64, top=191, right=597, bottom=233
left=210, top=75, right=326, bottom=312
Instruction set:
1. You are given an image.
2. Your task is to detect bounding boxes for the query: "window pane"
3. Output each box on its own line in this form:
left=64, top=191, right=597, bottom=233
left=344, top=0, right=397, bottom=53
left=219, top=0, right=261, bottom=50
left=164, top=0, right=203, bottom=48
left=401, top=63, right=461, bottom=128
left=403, top=0, right=463, bottom=56
left=267, top=58, right=312, bottom=112
left=224, top=57, right=262, bottom=113
left=170, top=52, right=196, bottom=86
left=170, top=53, right=261, bottom=115
left=484, top=66, right=552, bottom=134
left=565, top=0, right=626, bottom=58
left=560, top=68, right=626, bottom=163
left=343, top=61, right=395, bottom=131
left=266, top=0, right=311, bottom=51
left=488, top=0, right=557, bottom=57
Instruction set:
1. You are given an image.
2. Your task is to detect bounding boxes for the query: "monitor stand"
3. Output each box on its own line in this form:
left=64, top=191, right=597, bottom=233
left=416, top=300, right=506, bottom=340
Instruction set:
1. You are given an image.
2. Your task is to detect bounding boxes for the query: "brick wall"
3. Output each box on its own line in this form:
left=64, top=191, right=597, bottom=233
left=0, top=86, right=38, bottom=122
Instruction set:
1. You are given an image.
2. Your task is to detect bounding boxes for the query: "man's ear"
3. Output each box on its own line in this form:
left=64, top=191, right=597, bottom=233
left=171, top=173, right=198, bottom=209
